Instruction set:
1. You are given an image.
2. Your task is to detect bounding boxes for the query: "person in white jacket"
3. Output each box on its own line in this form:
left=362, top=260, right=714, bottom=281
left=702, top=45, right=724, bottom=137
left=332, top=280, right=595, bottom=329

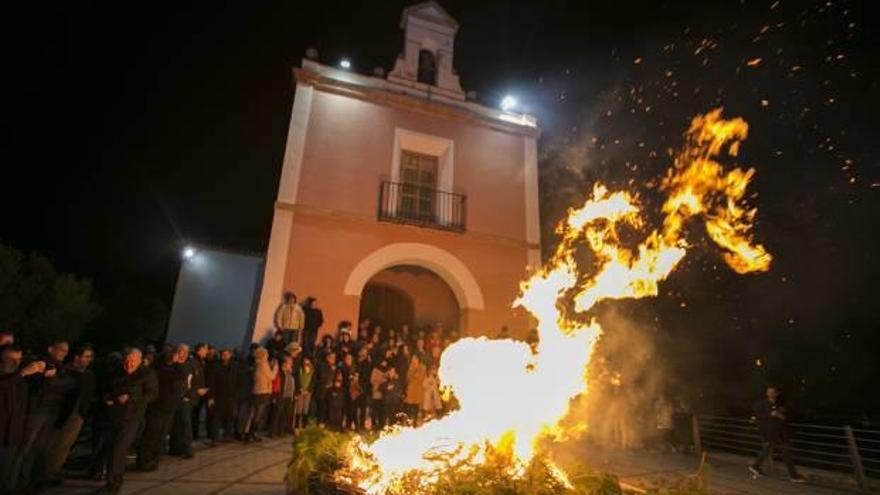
left=273, top=292, right=304, bottom=346
left=422, top=366, right=442, bottom=419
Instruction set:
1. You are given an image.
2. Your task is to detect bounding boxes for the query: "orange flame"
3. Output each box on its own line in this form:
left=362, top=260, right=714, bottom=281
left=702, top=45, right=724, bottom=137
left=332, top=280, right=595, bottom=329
left=338, top=109, right=771, bottom=493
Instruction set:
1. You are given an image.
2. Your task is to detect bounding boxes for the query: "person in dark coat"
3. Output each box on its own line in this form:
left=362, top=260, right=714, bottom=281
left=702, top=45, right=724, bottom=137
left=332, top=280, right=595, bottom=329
left=234, top=349, right=255, bottom=440
left=101, top=348, right=158, bottom=494
left=13, top=339, right=70, bottom=490
left=313, top=352, right=336, bottom=424
left=169, top=345, right=196, bottom=458
left=189, top=343, right=210, bottom=441
left=749, top=386, right=805, bottom=482
left=355, top=348, right=372, bottom=430
left=380, top=368, right=403, bottom=427
left=301, top=297, right=324, bottom=358
left=326, top=375, right=346, bottom=431
left=1, top=345, right=45, bottom=493
left=347, top=370, right=364, bottom=431
left=266, top=330, right=287, bottom=360
left=44, top=344, right=96, bottom=484
left=88, top=353, right=121, bottom=482
left=206, top=349, right=238, bottom=443
left=136, top=347, right=188, bottom=471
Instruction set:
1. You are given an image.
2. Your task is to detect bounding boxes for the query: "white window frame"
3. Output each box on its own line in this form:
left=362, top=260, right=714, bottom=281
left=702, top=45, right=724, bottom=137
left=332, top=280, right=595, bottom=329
left=388, top=128, right=455, bottom=225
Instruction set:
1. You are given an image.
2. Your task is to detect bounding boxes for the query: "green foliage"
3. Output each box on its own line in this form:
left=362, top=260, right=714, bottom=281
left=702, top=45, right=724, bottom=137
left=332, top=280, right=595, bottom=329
left=0, top=243, right=101, bottom=349
left=288, top=425, right=359, bottom=495
left=287, top=427, right=708, bottom=495
left=394, top=447, right=623, bottom=495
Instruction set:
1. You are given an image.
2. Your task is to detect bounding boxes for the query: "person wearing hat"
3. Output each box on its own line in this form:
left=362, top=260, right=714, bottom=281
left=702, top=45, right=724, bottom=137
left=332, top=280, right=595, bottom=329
left=274, top=292, right=304, bottom=346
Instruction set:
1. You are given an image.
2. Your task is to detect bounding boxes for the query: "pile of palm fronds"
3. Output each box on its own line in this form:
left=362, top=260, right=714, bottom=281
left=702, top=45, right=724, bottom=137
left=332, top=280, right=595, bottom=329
left=287, top=426, right=708, bottom=495
left=287, top=425, right=363, bottom=495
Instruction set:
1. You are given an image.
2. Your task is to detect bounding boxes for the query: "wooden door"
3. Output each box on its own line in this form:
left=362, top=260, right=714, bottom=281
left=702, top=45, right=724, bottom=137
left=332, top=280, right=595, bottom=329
left=359, top=283, right=415, bottom=333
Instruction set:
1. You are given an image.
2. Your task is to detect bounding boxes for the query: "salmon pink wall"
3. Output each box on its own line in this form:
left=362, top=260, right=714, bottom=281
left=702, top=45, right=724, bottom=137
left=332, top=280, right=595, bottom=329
left=296, top=91, right=528, bottom=242
left=280, top=212, right=532, bottom=342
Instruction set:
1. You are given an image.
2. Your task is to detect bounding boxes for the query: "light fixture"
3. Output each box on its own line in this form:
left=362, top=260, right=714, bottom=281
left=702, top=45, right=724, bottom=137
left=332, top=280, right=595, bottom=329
left=500, top=94, right=517, bottom=112
left=339, top=58, right=352, bottom=69
left=182, top=246, right=195, bottom=260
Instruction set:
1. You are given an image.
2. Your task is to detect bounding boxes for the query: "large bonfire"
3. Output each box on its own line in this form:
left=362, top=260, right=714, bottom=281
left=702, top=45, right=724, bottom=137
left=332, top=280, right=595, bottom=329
left=336, top=109, right=772, bottom=494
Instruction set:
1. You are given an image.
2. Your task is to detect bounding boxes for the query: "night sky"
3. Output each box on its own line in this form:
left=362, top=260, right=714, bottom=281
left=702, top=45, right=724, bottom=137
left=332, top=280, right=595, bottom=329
left=3, top=1, right=879, bottom=417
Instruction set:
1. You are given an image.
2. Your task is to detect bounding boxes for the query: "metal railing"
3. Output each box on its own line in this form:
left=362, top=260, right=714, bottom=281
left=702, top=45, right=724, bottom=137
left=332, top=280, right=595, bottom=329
left=378, top=181, right=466, bottom=232
left=693, top=414, right=880, bottom=490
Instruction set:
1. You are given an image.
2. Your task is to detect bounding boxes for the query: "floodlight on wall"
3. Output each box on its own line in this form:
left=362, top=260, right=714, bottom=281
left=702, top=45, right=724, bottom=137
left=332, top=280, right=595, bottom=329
left=500, top=94, right=517, bottom=112
left=183, top=246, right=196, bottom=260
left=339, top=58, right=352, bottom=69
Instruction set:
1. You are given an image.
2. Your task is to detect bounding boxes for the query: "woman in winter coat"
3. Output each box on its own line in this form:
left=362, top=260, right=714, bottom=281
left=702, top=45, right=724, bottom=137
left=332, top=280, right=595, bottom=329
left=422, top=366, right=442, bottom=420
left=405, top=355, right=426, bottom=424
left=239, top=348, right=277, bottom=442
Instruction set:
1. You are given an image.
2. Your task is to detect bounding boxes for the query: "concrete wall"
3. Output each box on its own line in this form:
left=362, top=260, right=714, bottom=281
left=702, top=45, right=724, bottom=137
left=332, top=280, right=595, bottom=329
left=168, top=248, right=264, bottom=349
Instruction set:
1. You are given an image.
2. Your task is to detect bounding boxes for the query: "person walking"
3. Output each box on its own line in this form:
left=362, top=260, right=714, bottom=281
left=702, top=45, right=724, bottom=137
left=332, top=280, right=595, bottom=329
left=101, top=349, right=158, bottom=494
left=749, top=386, right=805, bottom=482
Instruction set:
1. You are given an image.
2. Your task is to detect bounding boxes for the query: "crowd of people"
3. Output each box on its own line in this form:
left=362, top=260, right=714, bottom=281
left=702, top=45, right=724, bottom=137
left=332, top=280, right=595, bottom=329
left=0, top=292, right=470, bottom=495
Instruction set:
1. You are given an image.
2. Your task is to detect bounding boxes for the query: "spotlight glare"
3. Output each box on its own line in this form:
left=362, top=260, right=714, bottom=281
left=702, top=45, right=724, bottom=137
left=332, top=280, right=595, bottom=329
left=339, top=58, right=351, bottom=69
left=183, top=246, right=195, bottom=260
left=500, top=94, right=517, bottom=111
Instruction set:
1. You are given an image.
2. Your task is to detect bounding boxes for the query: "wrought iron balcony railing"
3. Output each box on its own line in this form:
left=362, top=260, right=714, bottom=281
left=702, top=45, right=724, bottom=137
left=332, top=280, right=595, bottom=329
left=378, top=180, right=466, bottom=232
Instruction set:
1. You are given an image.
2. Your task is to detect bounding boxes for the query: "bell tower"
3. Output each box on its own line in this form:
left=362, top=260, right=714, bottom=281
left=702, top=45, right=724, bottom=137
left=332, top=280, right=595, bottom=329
left=388, top=1, right=465, bottom=101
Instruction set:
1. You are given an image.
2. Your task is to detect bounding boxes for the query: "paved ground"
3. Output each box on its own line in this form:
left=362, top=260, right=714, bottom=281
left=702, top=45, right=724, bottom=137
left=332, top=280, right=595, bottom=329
left=564, top=443, right=865, bottom=495
left=44, top=437, right=291, bottom=495
left=41, top=436, right=869, bottom=494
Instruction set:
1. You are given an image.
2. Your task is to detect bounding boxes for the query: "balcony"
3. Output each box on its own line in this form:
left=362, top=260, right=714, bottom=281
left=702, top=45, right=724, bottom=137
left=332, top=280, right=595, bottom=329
left=378, top=180, right=466, bottom=232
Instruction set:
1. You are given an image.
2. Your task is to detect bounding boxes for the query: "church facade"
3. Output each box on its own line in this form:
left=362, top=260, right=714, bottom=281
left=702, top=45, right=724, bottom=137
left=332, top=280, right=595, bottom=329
left=251, top=2, right=541, bottom=343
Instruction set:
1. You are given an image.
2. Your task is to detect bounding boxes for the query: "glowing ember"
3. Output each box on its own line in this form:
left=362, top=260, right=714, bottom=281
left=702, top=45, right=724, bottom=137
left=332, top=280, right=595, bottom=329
left=338, top=109, right=771, bottom=493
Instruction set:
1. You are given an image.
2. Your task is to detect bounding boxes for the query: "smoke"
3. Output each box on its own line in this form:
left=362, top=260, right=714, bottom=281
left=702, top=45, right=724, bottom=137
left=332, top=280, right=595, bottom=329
left=550, top=304, right=670, bottom=451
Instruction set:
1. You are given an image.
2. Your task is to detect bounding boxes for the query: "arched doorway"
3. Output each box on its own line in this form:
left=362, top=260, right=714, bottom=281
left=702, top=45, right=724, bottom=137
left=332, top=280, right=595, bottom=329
left=358, top=265, right=460, bottom=333
left=359, top=283, right=414, bottom=333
